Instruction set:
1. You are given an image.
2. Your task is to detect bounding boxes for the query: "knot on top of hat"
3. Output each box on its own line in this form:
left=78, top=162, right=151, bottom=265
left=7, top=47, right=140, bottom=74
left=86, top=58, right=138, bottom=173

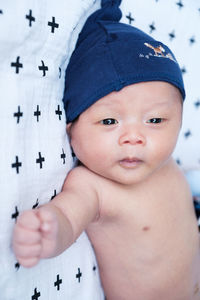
left=101, top=0, right=122, bottom=8
left=75, top=0, right=122, bottom=48
left=97, top=0, right=122, bottom=22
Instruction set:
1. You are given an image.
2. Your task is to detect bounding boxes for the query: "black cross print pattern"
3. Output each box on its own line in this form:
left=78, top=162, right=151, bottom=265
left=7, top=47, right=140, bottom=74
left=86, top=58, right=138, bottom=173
left=10, top=58, right=65, bottom=79
left=48, top=17, right=59, bottom=33
left=26, top=10, right=35, bottom=27
left=149, top=22, right=156, bottom=34
left=59, top=67, right=62, bottom=78
left=38, top=60, right=48, bottom=77
left=176, top=158, right=182, bottom=166
left=184, top=130, right=192, bottom=139
left=169, top=30, right=176, bottom=41
left=32, top=288, right=41, bottom=300
left=15, top=262, right=20, bottom=271
left=194, top=100, right=200, bottom=109
left=54, top=274, right=62, bottom=291
left=126, top=12, right=134, bottom=24
left=10, top=144, right=70, bottom=177
left=176, top=0, right=184, bottom=10
left=181, top=66, right=187, bottom=75
left=11, top=206, right=19, bottom=222
left=76, top=268, right=82, bottom=283
left=34, top=105, right=41, bottom=122
left=14, top=106, right=23, bottom=123
left=12, top=156, right=22, bottom=174
left=0, top=9, right=3, bottom=14
left=32, top=199, right=39, bottom=209
left=11, top=56, right=23, bottom=74
left=55, top=105, right=63, bottom=120
left=189, top=36, right=195, bottom=45
left=71, top=147, right=76, bottom=160
left=36, top=152, right=45, bottom=169
left=93, top=265, right=97, bottom=272
left=61, top=148, right=66, bottom=164
left=51, top=189, right=57, bottom=200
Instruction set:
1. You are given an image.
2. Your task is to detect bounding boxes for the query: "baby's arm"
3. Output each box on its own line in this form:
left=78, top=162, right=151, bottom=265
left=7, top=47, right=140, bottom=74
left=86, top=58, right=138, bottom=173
left=12, top=166, right=100, bottom=267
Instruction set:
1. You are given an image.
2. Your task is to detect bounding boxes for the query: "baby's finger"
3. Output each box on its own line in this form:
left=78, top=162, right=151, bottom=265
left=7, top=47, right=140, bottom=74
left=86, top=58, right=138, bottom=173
left=13, top=225, right=41, bottom=245
left=14, top=243, right=42, bottom=259
left=17, top=256, right=40, bottom=268
left=17, top=210, right=40, bottom=231
left=37, top=207, right=56, bottom=224
left=37, top=207, right=58, bottom=238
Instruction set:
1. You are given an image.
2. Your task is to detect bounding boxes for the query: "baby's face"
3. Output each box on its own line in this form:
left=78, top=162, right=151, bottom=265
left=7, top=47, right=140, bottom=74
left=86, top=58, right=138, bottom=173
left=68, top=81, right=182, bottom=185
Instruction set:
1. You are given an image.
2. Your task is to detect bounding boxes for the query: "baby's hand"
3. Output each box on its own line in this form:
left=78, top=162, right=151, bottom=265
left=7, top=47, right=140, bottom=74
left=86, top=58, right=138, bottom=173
left=12, top=207, right=58, bottom=268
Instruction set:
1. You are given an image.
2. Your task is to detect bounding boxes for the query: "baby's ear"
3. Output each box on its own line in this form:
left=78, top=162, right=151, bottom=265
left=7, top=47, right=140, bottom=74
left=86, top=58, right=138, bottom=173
left=66, top=123, right=72, bottom=137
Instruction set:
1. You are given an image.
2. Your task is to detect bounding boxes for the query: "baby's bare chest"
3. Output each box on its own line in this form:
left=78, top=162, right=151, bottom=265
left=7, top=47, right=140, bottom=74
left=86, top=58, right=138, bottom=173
left=87, top=186, right=200, bottom=300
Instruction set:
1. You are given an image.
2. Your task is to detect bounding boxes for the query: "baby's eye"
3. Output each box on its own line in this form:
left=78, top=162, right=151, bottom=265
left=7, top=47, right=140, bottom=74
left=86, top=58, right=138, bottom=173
left=147, top=118, right=163, bottom=124
left=100, top=118, right=118, bottom=125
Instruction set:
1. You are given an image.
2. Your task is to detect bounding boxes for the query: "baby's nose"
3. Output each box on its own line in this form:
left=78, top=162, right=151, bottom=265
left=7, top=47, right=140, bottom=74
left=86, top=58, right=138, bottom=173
left=118, top=126, right=145, bottom=146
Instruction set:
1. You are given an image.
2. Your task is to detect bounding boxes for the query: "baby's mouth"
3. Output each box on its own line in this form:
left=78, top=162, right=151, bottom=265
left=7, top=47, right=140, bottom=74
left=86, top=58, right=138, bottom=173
left=119, top=157, right=143, bottom=168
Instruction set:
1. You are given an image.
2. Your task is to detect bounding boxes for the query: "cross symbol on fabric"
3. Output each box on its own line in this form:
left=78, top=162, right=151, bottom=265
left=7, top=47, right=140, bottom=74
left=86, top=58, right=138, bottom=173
left=181, top=66, right=187, bottom=74
left=11, top=56, right=23, bottom=74
left=34, top=105, right=41, bottom=121
left=54, top=274, right=62, bottom=291
left=38, top=60, right=48, bottom=77
left=0, top=10, right=3, bottom=14
left=26, top=9, right=35, bottom=27
left=149, top=22, right=156, bottom=33
left=11, top=206, right=19, bottom=222
left=61, top=148, right=66, bottom=164
left=184, top=130, right=191, bottom=139
left=93, top=265, right=96, bottom=272
left=32, top=199, right=39, bottom=209
left=55, top=105, right=62, bottom=120
left=76, top=268, right=82, bottom=283
left=15, top=262, right=20, bottom=270
left=51, top=190, right=57, bottom=200
left=32, top=288, right=41, bottom=300
left=189, top=36, right=195, bottom=45
left=59, top=67, right=62, bottom=78
left=36, top=152, right=45, bottom=168
left=176, top=0, right=184, bottom=9
left=48, top=17, right=59, bottom=33
left=126, top=12, right=134, bottom=24
left=14, top=106, right=23, bottom=123
left=12, top=156, right=22, bottom=174
left=194, top=100, right=200, bottom=108
left=169, top=30, right=176, bottom=41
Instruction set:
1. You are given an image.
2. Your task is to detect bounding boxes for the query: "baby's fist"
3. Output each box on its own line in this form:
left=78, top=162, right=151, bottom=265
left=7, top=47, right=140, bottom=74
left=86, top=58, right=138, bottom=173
left=12, top=210, right=42, bottom=267
left=13, top=207, right=59, bottom=268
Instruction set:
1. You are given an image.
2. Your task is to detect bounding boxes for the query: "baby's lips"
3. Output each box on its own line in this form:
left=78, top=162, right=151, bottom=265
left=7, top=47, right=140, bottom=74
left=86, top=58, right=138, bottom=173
left=119, top=157, right=143, bottom=168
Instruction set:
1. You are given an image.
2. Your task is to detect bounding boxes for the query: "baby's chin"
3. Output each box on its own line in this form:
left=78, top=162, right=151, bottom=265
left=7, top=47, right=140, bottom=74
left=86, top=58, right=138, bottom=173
left=96, top=170, right=151, bottom=187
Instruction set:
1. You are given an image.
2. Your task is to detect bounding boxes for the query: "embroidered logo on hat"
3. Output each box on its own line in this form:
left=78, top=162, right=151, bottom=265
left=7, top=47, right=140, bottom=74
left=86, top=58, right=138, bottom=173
left=144, top=43, right=165, bottom=56
left=139, top=42, right=176, bottom=63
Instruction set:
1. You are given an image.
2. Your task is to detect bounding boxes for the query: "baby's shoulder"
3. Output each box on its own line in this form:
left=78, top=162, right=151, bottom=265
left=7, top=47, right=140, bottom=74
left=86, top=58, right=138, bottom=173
left=64, top=165, right=104, bottom=189
left=154, top=159, right=191, bottom=198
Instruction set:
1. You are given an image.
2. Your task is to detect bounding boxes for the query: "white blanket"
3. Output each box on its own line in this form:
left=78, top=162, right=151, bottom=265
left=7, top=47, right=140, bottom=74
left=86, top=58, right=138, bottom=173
left=0, top=0, right=104, bottom=299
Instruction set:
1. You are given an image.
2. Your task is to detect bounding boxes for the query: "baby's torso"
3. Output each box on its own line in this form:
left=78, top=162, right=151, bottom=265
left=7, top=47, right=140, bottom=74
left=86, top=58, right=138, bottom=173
left=87, top=162, right=200, bottom=300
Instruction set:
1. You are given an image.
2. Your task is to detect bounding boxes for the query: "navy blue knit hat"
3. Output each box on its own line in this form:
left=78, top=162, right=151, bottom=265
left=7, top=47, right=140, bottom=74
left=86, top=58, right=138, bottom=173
left=63, top=0, right=185, bottom=123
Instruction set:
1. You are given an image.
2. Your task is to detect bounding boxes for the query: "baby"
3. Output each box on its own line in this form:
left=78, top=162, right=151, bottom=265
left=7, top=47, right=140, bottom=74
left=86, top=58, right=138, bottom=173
left=12, top=1, right=200, bottom=299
